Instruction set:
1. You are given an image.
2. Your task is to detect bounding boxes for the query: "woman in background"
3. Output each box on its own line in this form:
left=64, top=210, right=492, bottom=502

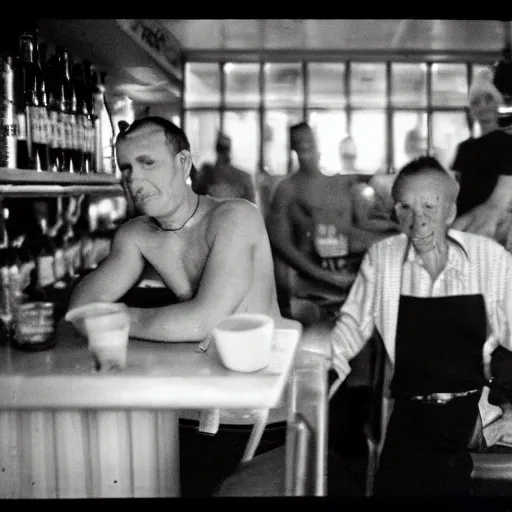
left=451, top=69, right=512, bottom=250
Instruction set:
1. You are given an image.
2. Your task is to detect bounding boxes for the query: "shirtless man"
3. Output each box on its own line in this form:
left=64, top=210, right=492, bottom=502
left=266, top=122, right=387, bottom=309
left=68, top=117, right=281, bottom=342
left=192, top=132, right=256, bottom=203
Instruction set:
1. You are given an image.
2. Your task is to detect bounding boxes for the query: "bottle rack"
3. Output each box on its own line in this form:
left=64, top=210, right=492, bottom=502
left=0, top=168, right=123, bottom=198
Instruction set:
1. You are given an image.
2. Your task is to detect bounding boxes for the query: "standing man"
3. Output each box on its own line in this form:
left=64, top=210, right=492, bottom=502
left=192, top=132, right=256, bottom=203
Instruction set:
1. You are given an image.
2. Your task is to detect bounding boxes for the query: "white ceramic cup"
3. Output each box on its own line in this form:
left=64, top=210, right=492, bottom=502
left=212, top=313, right=275, bottom=373
left=66, top=302, right=131, bottom=371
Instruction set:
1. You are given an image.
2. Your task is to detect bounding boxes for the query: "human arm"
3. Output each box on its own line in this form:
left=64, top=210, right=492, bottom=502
left=330, top=246, right=378, bottom=390
left=129, top=202, right=269, bottom=342
left=68, top=221, right=145, bottom=310
left=265, top=181, right=353, bottom=289
left=480, top=250, right=512, bottom=446
left=452, top=175, right=512, bottom=238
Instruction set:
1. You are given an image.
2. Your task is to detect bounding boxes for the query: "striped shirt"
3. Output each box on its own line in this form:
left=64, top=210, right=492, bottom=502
left=331, top=229, right=512, bottom=427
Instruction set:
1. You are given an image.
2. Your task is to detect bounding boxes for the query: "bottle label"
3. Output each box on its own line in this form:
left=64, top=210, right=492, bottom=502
left=49, top=111, right=62, bottom=149
left=37, top=255, right=55, bottom=287
left=54, top=249, right=66, bottom=280
left=38, top=108, right=49, bottom=145
left=77, top=116, right=85, bottom=153
left=17, top=113, right=27, bottom=141
left=0, top=126, right=17, bottom=168
left=62, top=112, right=71, bottom=150
left=20, top=261, right=35, bottom=291
left=28, top=105, right=40, bottom=144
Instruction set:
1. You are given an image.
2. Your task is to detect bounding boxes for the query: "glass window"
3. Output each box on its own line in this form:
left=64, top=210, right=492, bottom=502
left=308, top=63, right=346, bottom=108
left=350, top=63, right=386, bottom=108
left=431, top=111, right=470, bottom=169
left=309, top=110, right=347, bottom=175
left=264, top=63, right=303, bottom=108
left=185, top=63, right=221, bottom=108
left=224, top=63, right=261, bottom=108
left=431, top=63, right=468, bottom=107
left=392, top=112, right=428, bottom=171
left=391, top=63, right=427, bottom=107
left=184, top=110, right=220, bottom=169
left=263, top=110, right=303, bottom=175
left=350, top=110, right=387, bottom=174
left=224, top=111, right=259, bottom=175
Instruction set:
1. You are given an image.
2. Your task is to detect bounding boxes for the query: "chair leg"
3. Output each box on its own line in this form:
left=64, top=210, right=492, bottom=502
left=241, top=409, right=270, bottom=463
left=365, top=440, right=378, bottom=497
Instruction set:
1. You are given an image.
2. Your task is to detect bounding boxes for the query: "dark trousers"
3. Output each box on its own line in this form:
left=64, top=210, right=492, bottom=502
left=179, top=419, right=287, bottom=497
left=374, top=394, right=480, bottom=496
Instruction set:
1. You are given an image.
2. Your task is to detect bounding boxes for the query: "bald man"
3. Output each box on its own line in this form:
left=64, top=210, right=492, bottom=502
left=329, top=156, right=512, bottom=496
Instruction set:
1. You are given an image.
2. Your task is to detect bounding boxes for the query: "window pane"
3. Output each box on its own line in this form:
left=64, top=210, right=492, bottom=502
left=263, top=110, right=303, bottom=175
left=431, top=63, right=468, bottom=107
left=309, top=110, right=347, bottom=175
left=224, top=111, right=259, bottom=175
left=224, top=63, right=261, bottom=108
left=431, top=111, right=470, bottom=169
left=350, top=63, right=386, bottom=108
left=185, top=63, right=221, bottom=108
left=391, top=63, right=427, bottom=107
left=184, top=110, right=220, bottom=169
left=351, top=110, right=387, bottom=174
left=308, top=63, right=346, bottom=108
left=264, top=63, right=303, bottom=108
left=392, top=112, right=428, bottom=171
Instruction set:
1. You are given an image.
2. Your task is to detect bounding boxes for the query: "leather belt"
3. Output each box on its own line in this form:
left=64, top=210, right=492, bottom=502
left=409, top=388, right=481, bottom=405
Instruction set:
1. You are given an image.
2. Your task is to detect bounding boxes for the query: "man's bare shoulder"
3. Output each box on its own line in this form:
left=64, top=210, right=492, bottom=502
left=114, top=216, right=153, bottom=243
left=207, top=198, right=264, bottom=236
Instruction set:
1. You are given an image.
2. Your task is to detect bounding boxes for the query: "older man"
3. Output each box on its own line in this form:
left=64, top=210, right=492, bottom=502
left=329, top=156, right=512, bottom=496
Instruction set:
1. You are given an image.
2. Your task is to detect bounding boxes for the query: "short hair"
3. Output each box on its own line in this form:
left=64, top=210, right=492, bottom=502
left=289, top=122, right=312, bottom=149
left=116, top=116, right=191, bottom=155
left=391, top=156, right=459, bottom=203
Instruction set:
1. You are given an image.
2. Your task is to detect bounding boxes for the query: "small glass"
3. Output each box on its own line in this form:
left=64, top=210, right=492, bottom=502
left=13, top=302, right=56, bottom=351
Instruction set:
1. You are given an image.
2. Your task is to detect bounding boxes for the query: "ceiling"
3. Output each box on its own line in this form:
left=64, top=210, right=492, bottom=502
left=36, top=19, right=511, bottom=106
left=37, top=19, right=182, bottom=105
left=161, top=19, right=508, bottom=54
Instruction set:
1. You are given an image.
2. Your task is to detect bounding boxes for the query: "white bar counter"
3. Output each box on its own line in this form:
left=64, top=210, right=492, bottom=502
left=0, top=318, right=301, bottom=499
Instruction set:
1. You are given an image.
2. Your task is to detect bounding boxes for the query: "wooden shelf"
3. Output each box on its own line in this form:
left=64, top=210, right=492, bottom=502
left=0, top=184, right=124, bottom=198
left=0, top=168, right=123, bottom=198
left=0, top=168, right=120, bottom=186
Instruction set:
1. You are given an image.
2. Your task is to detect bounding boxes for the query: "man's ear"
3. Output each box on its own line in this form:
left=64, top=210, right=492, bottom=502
left=177, top=150, right=193, bottom=179
left=446, top=203, right=457, bottom=226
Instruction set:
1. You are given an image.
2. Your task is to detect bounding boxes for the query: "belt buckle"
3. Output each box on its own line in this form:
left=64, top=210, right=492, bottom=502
left=432, top=393, right=453, bottom=404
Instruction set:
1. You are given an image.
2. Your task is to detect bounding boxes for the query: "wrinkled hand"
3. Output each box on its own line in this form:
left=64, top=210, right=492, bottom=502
left=452, top=203, right=502, bottom=239
left=483, top=406, right=512, bottom=447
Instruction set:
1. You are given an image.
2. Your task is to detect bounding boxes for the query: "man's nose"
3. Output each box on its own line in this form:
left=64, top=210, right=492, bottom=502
left=411, top=212, right=427, bottom=229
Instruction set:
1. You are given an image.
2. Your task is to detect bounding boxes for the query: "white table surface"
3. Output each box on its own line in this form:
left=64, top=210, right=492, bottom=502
left=0, top=318, right=302, bottom=410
